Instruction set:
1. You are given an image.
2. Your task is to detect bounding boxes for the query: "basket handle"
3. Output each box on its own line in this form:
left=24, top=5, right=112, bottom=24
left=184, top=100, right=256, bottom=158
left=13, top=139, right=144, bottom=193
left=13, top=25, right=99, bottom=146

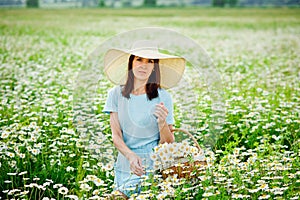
left=171, top=128, right=202, bottom=152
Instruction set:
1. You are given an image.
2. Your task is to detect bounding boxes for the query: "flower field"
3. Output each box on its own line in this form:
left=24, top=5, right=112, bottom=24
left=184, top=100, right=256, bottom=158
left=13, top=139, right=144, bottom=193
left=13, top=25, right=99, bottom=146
left=0, top=8, right=299, bottom=200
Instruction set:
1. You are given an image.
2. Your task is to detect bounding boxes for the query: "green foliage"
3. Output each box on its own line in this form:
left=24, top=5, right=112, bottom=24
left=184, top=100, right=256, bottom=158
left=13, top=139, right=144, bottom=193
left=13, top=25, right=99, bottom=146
left=212, top=0, right=238, bottom=7
left=98, top=0, right=105, bottom=7
left=144, top=0, right=156, bottom=7
left=0, top=7, right=299, bottom=199
left=26, top=0, right=39, bottom=8
left=227, top=0, right=238, bottom=7
left=212, top=0, right=226, bottom=7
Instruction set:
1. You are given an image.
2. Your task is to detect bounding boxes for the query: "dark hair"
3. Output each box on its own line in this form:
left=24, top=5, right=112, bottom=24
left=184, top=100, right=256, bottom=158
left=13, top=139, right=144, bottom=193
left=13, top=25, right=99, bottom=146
left=122, top=55, right=161, bottom=100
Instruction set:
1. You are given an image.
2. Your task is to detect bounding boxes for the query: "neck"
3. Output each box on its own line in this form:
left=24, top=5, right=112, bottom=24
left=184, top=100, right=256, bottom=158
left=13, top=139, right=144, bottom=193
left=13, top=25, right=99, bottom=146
left=133, top=79, right=147, bottom=95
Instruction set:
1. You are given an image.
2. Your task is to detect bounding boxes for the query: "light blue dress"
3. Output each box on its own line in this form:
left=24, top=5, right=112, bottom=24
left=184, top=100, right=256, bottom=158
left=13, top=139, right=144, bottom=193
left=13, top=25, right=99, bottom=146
left=103, top=85, right=174, bottom=197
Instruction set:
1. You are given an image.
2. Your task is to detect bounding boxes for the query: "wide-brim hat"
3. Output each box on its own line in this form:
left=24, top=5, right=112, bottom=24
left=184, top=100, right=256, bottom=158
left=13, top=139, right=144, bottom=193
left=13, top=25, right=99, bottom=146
left=104, top=40, right=186, bottom=89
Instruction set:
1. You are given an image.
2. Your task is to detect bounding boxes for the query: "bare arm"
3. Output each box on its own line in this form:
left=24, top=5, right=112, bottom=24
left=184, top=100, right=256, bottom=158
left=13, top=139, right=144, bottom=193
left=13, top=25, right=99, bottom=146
left=154, top=102, right=175, bottom=144
left=159, top=123, right=174, bottom=144
left=110, top=112, right=145, bottom=176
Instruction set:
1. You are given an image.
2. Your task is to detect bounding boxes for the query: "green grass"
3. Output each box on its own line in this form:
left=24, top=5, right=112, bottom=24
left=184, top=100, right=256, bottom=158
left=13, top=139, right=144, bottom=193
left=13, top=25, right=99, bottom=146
left=0, top=7, right=299, bottom=199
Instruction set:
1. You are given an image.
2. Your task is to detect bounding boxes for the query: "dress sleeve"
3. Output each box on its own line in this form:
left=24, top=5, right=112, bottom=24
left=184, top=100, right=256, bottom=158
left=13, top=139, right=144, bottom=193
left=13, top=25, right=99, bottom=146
left=103, top=86, right=119, bottom=114
left=161, top=90, right=175, bottom=125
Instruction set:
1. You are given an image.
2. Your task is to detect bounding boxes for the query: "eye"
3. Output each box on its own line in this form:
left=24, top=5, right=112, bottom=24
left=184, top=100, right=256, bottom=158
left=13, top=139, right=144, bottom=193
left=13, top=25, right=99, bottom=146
left=136, top=57, right=142, bottom=61
left=148, top=59, right=154, bottom=63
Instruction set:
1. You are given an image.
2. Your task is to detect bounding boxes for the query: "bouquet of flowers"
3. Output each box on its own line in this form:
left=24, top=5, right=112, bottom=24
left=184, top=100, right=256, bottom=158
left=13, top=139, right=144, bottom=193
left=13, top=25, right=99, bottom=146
left=151, top=128, right=207, bottom=179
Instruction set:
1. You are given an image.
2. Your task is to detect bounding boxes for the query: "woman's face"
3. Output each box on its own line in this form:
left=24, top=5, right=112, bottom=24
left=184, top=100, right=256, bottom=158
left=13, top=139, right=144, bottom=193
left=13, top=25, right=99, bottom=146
left=132, top=56, right=155, bottom=82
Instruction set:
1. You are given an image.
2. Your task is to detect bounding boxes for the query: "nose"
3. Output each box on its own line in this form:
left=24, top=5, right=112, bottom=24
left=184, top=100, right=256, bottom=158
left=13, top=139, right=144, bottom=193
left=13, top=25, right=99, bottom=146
left=140, top=60, right=148, bottom=68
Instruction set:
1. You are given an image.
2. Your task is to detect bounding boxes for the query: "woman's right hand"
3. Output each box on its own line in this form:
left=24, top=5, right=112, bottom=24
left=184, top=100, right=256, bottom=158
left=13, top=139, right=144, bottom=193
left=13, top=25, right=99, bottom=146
left=128, top=153, right=145, bottom=176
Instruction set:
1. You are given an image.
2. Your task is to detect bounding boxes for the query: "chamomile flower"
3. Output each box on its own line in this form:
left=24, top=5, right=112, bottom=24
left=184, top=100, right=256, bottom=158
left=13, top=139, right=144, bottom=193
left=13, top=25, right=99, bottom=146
left=93, top=178, right=105, bottom=187
left=58, top=186, right=69, bottom=195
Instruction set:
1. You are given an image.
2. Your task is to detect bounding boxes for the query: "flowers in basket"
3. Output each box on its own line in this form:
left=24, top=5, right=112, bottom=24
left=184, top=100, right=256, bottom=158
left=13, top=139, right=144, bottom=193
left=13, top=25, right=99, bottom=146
left=150, top=139, right=207, bottom=179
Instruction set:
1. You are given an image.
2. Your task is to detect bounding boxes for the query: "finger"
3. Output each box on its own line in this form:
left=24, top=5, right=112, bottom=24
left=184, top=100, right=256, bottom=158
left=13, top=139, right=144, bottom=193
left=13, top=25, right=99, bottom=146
left=135, top=170, right=143, bottom=176
left=155, top=105, right=168, bottom=115
left=137, top=157, right=143, bottom=167
left=135, top=158, right=145, bottom=171
left=131, top=164, right=144, bottom=176
left=156, top=104, right=168, bottom=113
left=130, top=158, right=142, bottom=170
left=153, top=111, right=164, bottom=120
left=136, top=167, right=145, bottom=176
left=154, top=110, right=167, bottom=119
left=134, top=166, right=145, bottom=176
left=135, top=163, right=143, bottom=171
left=137, top=158, right=145, bottom=173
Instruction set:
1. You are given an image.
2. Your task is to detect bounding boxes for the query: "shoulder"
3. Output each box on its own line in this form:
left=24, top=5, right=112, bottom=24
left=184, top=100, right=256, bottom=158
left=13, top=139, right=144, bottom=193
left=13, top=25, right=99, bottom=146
left=108, top=85, right=122, bottom=96
left=109, top=85, right=122, bottom=92
left=158, top=88, right=172, bottom=99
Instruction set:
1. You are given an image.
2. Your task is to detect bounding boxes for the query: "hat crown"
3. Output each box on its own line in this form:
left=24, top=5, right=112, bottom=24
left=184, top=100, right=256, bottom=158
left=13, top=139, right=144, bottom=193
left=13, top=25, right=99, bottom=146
left=104, top=40, right=186, bottom=89
left=130, top=40, right=159, bottom=52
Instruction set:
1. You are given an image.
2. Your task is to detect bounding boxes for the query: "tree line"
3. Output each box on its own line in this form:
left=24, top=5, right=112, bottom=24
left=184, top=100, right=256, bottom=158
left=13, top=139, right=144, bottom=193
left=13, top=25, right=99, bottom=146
left=23, top=0, right=300, bottom=8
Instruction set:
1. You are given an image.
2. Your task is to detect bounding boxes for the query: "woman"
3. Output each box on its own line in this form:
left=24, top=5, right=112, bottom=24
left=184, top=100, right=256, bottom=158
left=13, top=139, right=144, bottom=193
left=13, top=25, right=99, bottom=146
left=103, top=40, right=185, bottom=198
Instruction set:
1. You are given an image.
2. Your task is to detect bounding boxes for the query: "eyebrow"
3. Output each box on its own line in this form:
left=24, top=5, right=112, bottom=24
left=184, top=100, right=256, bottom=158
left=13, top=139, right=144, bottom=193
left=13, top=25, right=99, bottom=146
left=135, top=56, right=153, bottom=61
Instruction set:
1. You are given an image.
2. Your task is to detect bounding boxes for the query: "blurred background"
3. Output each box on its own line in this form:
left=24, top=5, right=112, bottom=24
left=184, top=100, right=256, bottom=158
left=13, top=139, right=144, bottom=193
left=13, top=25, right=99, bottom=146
left=1, top=0, right=299, bottom=8
left=1, top=0, right=299, bottom=198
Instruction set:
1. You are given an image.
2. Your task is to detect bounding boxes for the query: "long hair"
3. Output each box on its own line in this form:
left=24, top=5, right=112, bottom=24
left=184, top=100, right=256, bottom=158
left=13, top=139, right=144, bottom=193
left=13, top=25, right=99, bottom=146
left=122, top=55, right=161, bottom=100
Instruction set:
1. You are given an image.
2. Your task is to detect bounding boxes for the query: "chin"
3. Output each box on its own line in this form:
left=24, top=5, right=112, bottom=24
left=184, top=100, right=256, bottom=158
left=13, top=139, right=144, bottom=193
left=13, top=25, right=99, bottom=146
left=136, top=75, right=149, bottom=81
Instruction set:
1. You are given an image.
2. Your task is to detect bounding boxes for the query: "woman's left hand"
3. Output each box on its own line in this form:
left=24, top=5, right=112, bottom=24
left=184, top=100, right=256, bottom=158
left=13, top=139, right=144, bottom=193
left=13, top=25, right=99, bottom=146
left=154, top=102, right=168, bottom=127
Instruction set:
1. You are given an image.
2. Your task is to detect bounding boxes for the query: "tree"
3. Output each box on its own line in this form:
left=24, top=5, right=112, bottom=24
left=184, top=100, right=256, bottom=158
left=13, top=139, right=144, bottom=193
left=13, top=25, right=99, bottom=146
left=98, top=0, right=105, bottom=7
left=227, top=0, right=238, bottom=7
left=212, top=0, right=238, bottom=7
left=143, top=0, right=156, bottom=7
left=26, top=0, right=39, bottom=7
left=212, top=0, right=225, bottom=7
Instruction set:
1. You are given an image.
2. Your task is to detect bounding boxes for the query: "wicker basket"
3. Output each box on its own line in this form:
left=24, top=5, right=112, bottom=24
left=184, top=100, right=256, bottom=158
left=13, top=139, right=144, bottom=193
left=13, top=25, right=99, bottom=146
left=160, top=128, right=207, bottom=179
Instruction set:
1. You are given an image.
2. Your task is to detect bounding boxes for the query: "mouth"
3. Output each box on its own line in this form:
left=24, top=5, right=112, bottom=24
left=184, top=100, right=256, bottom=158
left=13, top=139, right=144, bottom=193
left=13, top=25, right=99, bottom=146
left=138, top=71, right=147, bottom=74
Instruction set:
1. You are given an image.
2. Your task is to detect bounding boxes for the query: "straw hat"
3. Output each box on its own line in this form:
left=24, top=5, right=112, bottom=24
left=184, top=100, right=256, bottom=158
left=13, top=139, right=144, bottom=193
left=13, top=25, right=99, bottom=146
left=104, top=40, right=185, bottom=89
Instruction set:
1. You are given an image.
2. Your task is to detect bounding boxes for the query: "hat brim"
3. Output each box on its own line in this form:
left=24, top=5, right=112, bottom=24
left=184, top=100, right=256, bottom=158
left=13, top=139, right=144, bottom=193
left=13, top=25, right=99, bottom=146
left=104, top=48, right=185, bottom=89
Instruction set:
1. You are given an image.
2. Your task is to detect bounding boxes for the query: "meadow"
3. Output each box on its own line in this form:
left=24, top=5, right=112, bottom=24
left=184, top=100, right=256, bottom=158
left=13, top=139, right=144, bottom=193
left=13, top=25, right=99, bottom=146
left=0, top=7, right=299, bottom=200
